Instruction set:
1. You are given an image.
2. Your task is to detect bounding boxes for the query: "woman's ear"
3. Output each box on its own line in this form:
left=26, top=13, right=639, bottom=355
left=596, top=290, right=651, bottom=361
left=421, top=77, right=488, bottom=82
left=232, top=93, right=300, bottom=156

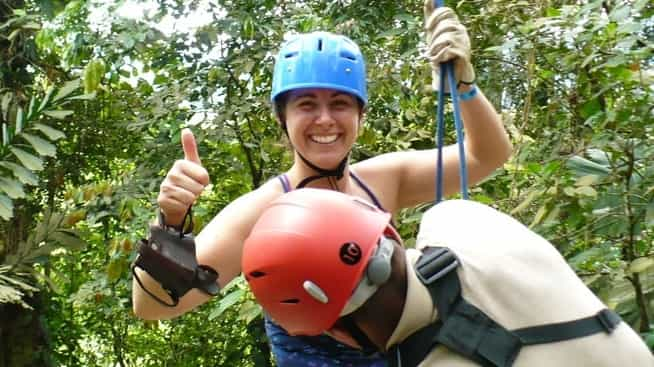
left=357, top=110, right=366, bottom=136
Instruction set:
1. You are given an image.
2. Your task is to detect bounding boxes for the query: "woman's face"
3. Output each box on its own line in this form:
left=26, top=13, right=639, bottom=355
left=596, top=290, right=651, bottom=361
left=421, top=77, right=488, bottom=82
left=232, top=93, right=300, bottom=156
left=284, top=88, right=361, bottom=170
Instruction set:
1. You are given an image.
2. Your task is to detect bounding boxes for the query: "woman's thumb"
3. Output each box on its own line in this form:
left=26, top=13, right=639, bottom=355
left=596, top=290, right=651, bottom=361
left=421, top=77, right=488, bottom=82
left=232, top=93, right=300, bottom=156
left=181, top=128, right=202, bottom=165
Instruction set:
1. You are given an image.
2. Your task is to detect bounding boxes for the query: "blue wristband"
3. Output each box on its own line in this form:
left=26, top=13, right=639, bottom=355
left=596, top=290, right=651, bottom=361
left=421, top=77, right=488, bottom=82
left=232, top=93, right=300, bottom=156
left=458, top=85, right=478, bottom=101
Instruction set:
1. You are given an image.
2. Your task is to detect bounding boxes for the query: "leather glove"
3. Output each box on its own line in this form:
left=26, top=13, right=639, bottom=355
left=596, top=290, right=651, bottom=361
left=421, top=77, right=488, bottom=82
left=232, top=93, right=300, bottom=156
left=424, top=2, right=475, bottom=92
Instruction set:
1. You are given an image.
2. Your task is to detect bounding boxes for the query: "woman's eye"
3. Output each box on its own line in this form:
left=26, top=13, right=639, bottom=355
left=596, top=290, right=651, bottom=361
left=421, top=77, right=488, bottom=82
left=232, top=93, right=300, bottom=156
left=296, top=101, right=314, bottom=109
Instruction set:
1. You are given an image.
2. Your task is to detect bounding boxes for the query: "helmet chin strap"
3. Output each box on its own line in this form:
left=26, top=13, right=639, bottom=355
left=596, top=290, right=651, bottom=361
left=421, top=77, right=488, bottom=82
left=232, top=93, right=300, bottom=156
left=280, top=123, right=350, bottom=189
left=296, top=151, right=349, bottom=189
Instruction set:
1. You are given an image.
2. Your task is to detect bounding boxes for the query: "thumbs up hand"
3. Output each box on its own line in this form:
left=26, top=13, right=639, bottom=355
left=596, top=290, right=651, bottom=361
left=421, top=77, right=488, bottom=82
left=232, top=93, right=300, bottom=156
left=157, top=128, right=210, bottom=227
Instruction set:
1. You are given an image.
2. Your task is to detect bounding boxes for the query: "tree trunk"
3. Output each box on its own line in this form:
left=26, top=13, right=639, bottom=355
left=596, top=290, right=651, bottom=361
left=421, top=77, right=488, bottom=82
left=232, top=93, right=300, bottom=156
left=0, top=296, right=51, bottom=367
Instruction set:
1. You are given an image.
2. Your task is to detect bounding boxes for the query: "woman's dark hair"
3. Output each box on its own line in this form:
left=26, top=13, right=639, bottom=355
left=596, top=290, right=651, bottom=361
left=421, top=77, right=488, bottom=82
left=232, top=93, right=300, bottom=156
left=274, top=91, right=365, bottom=129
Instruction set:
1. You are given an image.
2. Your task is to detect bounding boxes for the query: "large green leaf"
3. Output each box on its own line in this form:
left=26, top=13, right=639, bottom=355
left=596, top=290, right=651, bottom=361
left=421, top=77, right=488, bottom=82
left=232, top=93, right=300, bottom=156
left=0, top=161, right=38, bottom=185
left=67, top=92, right=96, bottom=101
left=50, top=230, right=86, bottom=250
left=26, top=95, right=37, bottom=121
left=15, top=106, right=24, bottom=132
left=42, top=110, right=74, bottom=120
left=20, top=133, right=57, bottom=157
left=0, top=193, right=13, bottom=220
left=2, top=123, right=7, bottom=145
left=0, top=93, right=11, bottom=121
left=9, top=147, right=43, bottom=171
left=32, top=123, right=65, bottom=140
left=628, top=257, right=654, bottom=274
left=209, top=288, right=244, bottom=320
left=52, top=79, right=81, bottom=102
left=38, top=86, right=55, bottom=112
left=0, top=177, right=26, bottom=199
left=566, top=156, right=610, bottom=177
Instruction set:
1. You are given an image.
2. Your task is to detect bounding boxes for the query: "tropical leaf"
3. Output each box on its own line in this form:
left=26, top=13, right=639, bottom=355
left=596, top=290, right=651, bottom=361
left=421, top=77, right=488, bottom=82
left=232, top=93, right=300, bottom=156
left=238, top=300, right=262, bottom=324
left=32, top=123, right=65, bottom=140
left=0, top=93, right=11, bottom=120
left=628, top=257, right=654, bottom=274
left=0, top=273, right=39, bottom=292
left=38, top=86, right=55, bottom=112
left=510, top=189, right=540, bottom=215
left=15, top=106, right=24, bottom=132
left=209, top=288, right=244, bottom=320
left=26, top=95, right=37, bottom=120
left=50, top=230, right=86, bottom=250
left=9, top=147, right=43, bottom=171
left=0, top=161, right=39, bottom=185
left=20, top=133, right=57, bottom=156
left=0, top=266, right=39, bottom=309
left=42, top=110, right=74, bottom=120
left=0, top=193, right=13, bottom=220
left=67, top=92, right=96, bottom=100
left=0, top=176, right=26, bottom=198
left=52, top=79, right=81, bottom=102
left=566, top=155, right=610, bottom=177
left=1, top=123, right=8, bottom=145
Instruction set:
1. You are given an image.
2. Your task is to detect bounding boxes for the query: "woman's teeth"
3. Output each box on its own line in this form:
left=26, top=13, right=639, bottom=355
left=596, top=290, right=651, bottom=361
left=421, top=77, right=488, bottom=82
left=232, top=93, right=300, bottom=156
left=311, top=135, right=338, bottom=144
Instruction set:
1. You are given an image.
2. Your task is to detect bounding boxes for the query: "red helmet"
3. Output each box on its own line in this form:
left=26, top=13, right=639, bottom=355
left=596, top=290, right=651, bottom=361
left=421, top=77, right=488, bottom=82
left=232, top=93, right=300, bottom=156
left=242, top=188, right=401, bottom=336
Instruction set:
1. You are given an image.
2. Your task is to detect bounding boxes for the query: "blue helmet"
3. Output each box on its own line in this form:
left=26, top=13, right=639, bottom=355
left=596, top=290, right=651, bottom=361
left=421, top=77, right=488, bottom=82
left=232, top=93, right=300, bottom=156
left=271, top=32, right=367, bottom=106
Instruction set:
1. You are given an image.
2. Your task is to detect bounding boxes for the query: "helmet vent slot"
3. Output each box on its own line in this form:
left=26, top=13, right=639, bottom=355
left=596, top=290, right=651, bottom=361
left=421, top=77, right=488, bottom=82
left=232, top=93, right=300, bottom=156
left=317, top=39, right=323, bottom=51
left=284, top=51, right=299, bottom=59
left=249, top=271, right=266, bottom=278
left=281, top=298, right=300, bottom=304
left=340, top=50, right=356, bottom=61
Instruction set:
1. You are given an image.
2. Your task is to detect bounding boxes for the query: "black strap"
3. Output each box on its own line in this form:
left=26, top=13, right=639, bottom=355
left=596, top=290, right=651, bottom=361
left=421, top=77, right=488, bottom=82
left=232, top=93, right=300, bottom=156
left=131, top=262, right=179, bottom=307
left=388, top=247, right=623, bottom=367
left=514, top=308, right=621, bottom=345
left=338, top=314, right=379, bottom=356
left=296, top=152, right=348, bottom=188
left=388, top=321, right=442, bottom=367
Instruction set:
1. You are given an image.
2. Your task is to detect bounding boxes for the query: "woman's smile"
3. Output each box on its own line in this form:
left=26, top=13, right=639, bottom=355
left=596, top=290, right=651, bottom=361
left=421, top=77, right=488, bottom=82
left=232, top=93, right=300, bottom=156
left=310, top=134, right=340, bottom=144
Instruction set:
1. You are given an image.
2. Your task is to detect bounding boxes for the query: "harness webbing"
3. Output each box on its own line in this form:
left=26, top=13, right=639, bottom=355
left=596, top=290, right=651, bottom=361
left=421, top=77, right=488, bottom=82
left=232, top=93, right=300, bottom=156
left=387, top=247, right=622, bottom=367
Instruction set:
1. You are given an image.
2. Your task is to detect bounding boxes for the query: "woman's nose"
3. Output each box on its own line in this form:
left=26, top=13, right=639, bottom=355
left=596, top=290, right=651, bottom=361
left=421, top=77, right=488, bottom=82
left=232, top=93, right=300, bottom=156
left=315, top=105, right=335, bottom=125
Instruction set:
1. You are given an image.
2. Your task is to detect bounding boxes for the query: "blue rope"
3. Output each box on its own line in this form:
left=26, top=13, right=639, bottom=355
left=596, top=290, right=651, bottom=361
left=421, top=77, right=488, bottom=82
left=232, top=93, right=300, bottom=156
left=435, top=66, right=446, bottom=203
left=434, top=0, right=469, bottom=203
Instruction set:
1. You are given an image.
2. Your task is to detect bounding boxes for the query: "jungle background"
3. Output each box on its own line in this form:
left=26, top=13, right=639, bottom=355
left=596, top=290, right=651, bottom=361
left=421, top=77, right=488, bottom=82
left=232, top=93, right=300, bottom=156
left=0, top=0, right=652, bottom=365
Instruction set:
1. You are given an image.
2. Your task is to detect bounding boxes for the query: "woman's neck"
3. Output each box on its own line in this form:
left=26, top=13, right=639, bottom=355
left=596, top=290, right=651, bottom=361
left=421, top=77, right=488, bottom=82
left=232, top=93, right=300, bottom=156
left=286, top=160, right=352, bottom=191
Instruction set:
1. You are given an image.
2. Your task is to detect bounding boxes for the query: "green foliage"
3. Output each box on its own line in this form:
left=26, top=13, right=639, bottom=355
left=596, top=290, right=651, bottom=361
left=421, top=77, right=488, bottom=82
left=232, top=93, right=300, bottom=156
left=486, top=0, right=654, bottom=334
left=0, top=0, right=652, bottom=364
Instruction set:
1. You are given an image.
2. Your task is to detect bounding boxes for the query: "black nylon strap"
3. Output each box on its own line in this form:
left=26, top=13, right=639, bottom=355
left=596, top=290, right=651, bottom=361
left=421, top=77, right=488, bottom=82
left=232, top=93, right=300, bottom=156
left=419, top=255, right=521, bottom=367
left=437, top=300, right=521, bottom=367
left=387, top=321, right=442, bottom=367
left=388, top=247, right=623, bottom=367
left=339, top=314, right=378, bottom=356
left=514, top=308, right=621, bottom=345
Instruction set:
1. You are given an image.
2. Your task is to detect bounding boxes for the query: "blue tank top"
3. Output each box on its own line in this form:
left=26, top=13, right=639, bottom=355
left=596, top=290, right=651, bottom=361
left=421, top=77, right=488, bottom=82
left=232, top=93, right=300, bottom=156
left=265, top=172, right=389, bottom=366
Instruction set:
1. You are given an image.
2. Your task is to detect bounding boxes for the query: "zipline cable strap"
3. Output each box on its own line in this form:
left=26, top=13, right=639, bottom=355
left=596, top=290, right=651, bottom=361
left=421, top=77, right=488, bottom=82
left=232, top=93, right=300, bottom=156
left=434, top=0, right=469, bottom=203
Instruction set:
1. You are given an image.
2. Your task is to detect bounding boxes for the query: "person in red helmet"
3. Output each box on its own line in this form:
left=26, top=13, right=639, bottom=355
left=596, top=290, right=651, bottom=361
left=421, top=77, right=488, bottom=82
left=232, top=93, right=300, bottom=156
left=131, top=2, right=513, bottom=366
left=243, top=188, right=654, bottom=367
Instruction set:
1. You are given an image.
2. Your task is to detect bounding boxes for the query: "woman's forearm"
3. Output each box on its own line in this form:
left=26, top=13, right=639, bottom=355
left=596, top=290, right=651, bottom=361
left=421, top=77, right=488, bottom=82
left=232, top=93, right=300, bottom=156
left=459, top=85, right=513, bottom=171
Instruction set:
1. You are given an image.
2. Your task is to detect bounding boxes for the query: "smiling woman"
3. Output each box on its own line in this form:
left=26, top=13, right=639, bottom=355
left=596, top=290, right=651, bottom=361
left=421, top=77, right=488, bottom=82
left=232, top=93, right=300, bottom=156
left=283, top=89, right=362, bottom=186
left=132, top=4, right=512, bottom=365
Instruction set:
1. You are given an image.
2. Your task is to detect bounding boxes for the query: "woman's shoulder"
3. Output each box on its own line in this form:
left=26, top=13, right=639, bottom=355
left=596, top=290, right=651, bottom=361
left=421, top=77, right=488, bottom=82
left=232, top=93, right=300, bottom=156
left=228, top=177, right=286, bottom=216
left=352, top=152, right=399, bottom=176
left=202, top=176, right=286, bottom=236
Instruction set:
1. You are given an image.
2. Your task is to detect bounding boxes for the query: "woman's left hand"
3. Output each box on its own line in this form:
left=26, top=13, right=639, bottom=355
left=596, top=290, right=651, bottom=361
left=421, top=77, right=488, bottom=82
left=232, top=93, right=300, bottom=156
left=423, top=3, right=475, bottom=92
